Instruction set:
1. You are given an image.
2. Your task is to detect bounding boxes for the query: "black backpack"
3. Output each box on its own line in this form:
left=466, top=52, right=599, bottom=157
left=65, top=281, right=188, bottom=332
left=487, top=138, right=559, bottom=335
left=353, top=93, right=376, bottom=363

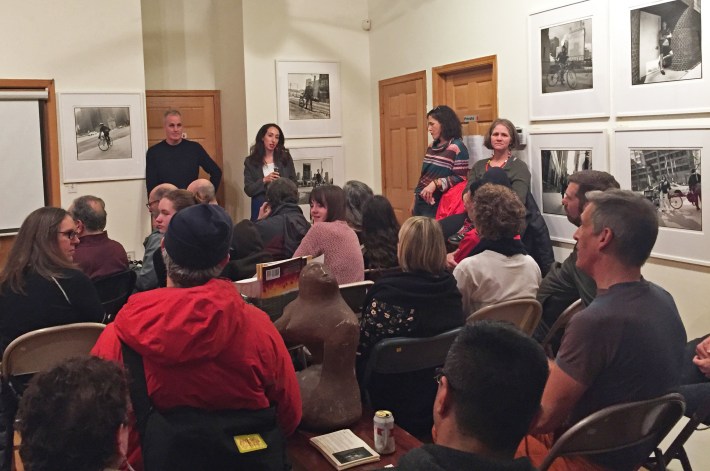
left=121, top=342, right=289, bottom=471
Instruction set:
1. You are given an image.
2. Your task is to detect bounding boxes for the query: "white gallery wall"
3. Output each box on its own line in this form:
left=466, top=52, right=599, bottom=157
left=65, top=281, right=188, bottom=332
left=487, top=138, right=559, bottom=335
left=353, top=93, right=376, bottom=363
left=1, top=0, right=149, bottom=260
left=366, top=0, right=710, bottom=341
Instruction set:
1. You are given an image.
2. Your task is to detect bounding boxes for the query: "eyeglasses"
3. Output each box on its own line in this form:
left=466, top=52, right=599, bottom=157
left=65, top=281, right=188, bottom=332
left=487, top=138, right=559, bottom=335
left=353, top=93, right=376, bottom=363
left=58, top=229, right=79, bottom=240
left=145, top=200, right=160, bottom=210
left=434, top=367, right=445, bottom=385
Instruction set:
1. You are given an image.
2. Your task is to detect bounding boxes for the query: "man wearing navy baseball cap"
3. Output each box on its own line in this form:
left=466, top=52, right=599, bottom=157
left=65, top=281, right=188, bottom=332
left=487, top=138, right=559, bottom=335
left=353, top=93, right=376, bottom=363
left=93, top=204, right=301, bottom=469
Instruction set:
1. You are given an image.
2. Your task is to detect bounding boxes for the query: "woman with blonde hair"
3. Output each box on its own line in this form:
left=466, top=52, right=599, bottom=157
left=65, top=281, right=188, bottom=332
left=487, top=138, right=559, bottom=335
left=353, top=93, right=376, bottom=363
left=0, top=207, right=104, bottom=351
left=453, top=184, right=541, bottom=315
left=358, top=216, right=463, bottom=436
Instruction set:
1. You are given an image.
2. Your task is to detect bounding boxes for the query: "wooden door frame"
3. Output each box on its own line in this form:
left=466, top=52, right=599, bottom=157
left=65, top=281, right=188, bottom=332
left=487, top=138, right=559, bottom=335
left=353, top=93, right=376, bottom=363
left=0, top=79, right=59, bottom=268
left=378, top=70, right=427, bottom=193
left=0, top=79, right=60, bottom=205
left=432, top=55, right=498, bottom=118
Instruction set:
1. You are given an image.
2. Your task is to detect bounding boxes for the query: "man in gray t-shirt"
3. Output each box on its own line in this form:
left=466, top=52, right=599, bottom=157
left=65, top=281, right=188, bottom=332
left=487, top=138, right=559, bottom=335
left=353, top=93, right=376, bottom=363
left=520, top=190, right=686, bottom=471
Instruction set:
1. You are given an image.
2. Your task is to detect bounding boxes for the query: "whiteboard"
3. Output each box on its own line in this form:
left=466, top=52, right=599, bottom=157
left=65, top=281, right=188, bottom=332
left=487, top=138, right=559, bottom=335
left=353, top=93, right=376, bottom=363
left=0, top=100, right=45, bottom=234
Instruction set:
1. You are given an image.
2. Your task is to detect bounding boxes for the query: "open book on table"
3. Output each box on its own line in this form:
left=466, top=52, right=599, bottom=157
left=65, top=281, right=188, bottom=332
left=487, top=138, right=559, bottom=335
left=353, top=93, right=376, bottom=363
left=309, top=429, right=380, bottom=470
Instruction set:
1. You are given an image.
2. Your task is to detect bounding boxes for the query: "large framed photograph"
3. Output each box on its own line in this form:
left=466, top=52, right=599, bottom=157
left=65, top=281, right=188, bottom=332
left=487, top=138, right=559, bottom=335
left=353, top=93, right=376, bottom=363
left=59, top=93, right=146, bottom=183
left=614, top=129, right=706, bottom=265
left=529, top=130, right=608, bottom=242
left=276, top=61, right=342, bottom=138
left=528, top=0, right=610, bottom=120
left=289, top=146, right=345, bottom=219
left=612, top=0, right=707, bottom=116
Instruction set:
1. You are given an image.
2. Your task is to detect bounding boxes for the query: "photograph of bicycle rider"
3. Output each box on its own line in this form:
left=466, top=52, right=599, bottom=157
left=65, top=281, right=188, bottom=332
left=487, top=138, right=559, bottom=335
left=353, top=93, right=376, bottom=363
left=73, top=105, right=132, bottom=161
left=630, top=3, right=702, bottom=85
left=286, top=72, right=331, bottom=120
left=541, top=18, right=593, bottom=93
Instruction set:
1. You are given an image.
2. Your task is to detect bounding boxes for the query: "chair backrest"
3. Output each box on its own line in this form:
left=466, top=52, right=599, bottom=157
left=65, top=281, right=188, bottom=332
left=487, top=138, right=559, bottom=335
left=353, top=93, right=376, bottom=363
left=361, top=327, right=462, bottom=406
left=538, top=393, right=686, bottom=471
left=339, top=280, right=374, bottom=313
left=364, top=266, right=402, bottom=282
left=540, top=298, right=584, bottom=356
left=92, top=270, right=137, bottom=321
left=466, top=299, right=542, bottom=336
left=1, top=323, right=106, bottom=379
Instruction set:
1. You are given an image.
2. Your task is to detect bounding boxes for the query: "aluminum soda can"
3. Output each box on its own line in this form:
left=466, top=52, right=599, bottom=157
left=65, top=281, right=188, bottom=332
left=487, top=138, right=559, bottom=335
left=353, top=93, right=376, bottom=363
left=373, top=410, right=396, bottom=454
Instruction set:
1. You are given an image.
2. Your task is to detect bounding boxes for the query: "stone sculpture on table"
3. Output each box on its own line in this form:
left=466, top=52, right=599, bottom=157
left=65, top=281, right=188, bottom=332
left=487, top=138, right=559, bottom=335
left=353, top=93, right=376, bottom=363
left=274, top=262, right=362, bottom=432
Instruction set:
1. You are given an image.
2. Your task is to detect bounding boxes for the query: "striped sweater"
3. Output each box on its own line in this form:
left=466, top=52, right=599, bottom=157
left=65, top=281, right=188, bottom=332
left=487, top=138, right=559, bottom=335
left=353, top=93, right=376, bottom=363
left=414, top=138, right=469, bottom=194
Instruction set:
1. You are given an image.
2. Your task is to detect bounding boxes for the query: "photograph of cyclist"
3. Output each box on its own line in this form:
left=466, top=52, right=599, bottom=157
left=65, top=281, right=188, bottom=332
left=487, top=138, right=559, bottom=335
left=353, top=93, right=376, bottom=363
left=287, top=72, right=331, bottom=120
left=73, top=106, right=132, bottom=161
left=629, top=148, right=702, bottom=231
left=541, top=18, right=594, bottom=93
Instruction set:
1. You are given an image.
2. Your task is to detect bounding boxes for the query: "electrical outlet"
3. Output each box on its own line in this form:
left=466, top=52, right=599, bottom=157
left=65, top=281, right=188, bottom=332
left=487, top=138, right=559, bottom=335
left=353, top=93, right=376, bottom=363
left=67, top=184, right=77, bottom=194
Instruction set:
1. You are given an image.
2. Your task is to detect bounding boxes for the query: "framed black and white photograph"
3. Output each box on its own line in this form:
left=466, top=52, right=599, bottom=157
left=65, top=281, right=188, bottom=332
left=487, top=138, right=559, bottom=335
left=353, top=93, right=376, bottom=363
left=528, top=0, right=609, bottom=120
left=529, top=130, right=608, bottom=242
left=614, top=129, right=707, bottom=265
left=289, top=146, right=344, bottom=219
left=59, top=93, right=146, bottom=183
left=613, top=0, right=708, bottom=116
left=276, top=61, right=342, bottom=138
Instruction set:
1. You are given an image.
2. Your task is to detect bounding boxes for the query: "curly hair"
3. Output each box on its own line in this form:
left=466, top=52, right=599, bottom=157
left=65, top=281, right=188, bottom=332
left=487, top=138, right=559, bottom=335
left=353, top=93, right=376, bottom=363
left=17, top=357, right=129, bottom=471
left=427, top=105, right=463, bottom=141
left=361, top=196, right=400, bottom=269
left=343, top=180, right=374, bottom=231
left=472, top=184, right=526, bottom=240
left=245, top=123, right=293, bottom=169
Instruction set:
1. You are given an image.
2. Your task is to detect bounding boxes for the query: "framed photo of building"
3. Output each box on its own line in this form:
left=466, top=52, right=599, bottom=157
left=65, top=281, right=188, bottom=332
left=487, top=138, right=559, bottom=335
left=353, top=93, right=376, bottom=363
left=59, top=92, right=146, bottom=183
left=276, top=61, right=342, bottom=138
left=529, top=130, right=608, bottom=242
left=528, top=0, right=610, bottom=120
left=612, top=0, right=707, bottom=116
left=614, top=128, right=707, bottom=265
left=289, top=146, right=345, bottom=219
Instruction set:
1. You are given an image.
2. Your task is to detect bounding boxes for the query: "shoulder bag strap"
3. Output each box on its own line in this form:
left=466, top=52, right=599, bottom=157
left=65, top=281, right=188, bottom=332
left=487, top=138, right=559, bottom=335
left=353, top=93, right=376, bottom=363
left=120, top=341, right=153, bottom=435
left=50, top=276, right=71, bottom=306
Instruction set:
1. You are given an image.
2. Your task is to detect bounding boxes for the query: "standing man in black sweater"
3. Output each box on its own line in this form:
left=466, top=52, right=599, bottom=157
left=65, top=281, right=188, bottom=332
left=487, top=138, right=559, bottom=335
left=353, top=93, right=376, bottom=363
left=145, top=109, right=222, bottom=196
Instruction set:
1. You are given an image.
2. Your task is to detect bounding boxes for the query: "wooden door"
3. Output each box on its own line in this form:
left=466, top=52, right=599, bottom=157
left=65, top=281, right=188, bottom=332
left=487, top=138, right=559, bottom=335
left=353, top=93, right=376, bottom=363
left=145, top=91, right=224, bottom=204
left=379, top=71, right=427, bottom=224
left=433, top=56, right=497, bottom=137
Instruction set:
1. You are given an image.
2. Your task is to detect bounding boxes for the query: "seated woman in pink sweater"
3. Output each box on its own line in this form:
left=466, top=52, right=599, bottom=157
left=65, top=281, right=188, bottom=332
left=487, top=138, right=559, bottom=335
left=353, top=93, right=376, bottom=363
left=294, top=185, right=365, bottom=284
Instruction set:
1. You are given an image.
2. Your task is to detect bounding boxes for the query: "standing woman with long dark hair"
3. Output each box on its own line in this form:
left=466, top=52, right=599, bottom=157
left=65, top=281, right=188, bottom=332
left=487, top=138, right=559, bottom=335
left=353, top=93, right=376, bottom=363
left=412, top=105, right=469, bottom=218
left=0, top=207, right=104, bottom=351
left=243, top=123, right=297, bottom=221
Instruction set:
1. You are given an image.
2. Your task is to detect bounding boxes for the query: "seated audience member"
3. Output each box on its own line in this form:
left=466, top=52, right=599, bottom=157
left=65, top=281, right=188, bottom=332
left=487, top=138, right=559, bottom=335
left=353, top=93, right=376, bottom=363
left=521, top=190, right=554, bottom=277
left=453, top=184, right=541, bottom=315
left=92, top=204, right=301, bottom=469
left=361, top=195, right=400, bottom=269
left=135, top=183, right=177, bottom=292
left=343, top=180, right=374, bottom=242
left=254, top=178, right=310, bottom=260
left=187, top=178, right=218, bottom=204
left=396, top=322, right=548, bottom=471
left=17, top=357, right=130, bottom=471
left=294, top=185, right=364, bottom=284
left=519, top=190, right=686, bottom=471
left=151, top=189, right=198, bottom=288
left=69, top=195, right=129, bottom=279
left=679, top=334, right=710, bottom=423
left=444, top=169, right=511, bottom=269
left=533, top=170, right=620, bottom=346
left=0, top=207, right=104, bottom=351
left=359, top=216, right=463, bottom=436
left=221, top=219, right=273, bottom=281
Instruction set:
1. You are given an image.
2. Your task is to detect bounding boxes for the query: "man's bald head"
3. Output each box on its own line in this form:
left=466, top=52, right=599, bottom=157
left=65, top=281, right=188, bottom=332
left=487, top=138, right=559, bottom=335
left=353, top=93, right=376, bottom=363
left=187, top=179, right=217, bottom=204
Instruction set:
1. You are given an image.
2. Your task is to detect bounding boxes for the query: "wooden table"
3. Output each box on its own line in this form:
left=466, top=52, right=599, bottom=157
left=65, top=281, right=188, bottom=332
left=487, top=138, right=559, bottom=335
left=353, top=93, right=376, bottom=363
left=287, top=413, right=423, bottom=470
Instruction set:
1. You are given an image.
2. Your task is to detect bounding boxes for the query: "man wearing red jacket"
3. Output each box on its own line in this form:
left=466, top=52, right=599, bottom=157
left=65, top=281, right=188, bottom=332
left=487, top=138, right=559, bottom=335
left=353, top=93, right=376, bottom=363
left=92, top=204, right=301, bottom=470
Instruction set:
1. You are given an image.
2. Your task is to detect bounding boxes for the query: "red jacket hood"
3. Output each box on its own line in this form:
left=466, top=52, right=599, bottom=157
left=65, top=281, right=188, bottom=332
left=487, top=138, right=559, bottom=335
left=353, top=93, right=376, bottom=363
left=113, top=278, right=243, bottom=365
